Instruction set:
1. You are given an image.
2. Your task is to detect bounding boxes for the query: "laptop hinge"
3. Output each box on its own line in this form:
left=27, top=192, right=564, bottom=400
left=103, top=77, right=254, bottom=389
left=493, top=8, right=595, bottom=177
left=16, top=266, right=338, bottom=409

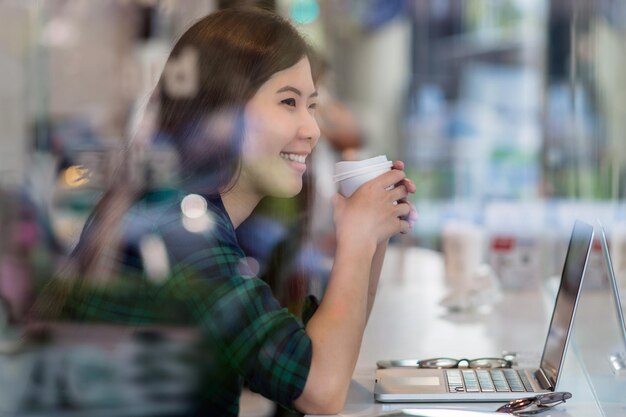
left=535, top=368, right=554, bottom=391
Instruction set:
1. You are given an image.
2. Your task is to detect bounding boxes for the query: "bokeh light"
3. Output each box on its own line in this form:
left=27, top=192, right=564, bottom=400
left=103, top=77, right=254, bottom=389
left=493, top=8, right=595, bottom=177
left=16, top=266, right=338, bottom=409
left=63, top=165, right=90, bottom=187
left=180, top=194, right=207, bottom=219
left=289, top=0, right=320, bottom=25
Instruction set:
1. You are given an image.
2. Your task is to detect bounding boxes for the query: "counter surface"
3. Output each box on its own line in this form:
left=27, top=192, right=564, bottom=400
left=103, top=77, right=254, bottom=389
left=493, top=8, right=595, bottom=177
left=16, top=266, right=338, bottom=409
left=309, top=246, right=626, bottom=417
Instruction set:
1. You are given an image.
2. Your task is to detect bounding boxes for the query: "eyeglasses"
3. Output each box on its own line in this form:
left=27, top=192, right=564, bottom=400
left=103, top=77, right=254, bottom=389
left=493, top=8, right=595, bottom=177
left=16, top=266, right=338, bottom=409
left=496, top=391, right=572, bottom=415
left=377, top=357, right=512, bottom=369
left=419, top=357, right=512, bottom=369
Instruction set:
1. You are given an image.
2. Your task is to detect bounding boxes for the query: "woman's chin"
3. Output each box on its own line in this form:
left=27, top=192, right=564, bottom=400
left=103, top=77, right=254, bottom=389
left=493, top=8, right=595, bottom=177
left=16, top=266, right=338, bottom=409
left=269, top=179, right=303, bottom=198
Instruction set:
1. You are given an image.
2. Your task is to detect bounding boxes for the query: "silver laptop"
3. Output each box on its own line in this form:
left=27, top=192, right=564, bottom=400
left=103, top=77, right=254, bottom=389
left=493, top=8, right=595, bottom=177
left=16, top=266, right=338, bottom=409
left=374, top=219, right=594, bottom=402
left=597, top=221, right=626, bottom=371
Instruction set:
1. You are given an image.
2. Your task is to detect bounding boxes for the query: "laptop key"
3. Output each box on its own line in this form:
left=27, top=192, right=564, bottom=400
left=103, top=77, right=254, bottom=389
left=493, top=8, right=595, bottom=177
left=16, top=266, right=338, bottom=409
left=446, top=370, right=465, bottom=392
left=490, top=369, right=511, bottom=392
left=519, top=372, right=534, bottom=392
left=503, top=369, right=526, bottom=392
left=462, top=370, right=480, bottom=392
left=476, top=370, right=495, bottom=392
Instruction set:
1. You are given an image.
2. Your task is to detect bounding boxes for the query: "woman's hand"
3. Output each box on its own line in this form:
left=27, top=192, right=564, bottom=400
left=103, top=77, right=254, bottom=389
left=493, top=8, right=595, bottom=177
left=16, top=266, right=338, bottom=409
left=333, top=160, right=417, bottom=247
left=391, top=160, right=418, bottom=232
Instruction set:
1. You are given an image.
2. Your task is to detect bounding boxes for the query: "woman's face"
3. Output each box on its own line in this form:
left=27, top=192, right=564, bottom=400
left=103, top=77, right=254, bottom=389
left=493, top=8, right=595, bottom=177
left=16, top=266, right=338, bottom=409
left=239, top=57, right=320, bottom=199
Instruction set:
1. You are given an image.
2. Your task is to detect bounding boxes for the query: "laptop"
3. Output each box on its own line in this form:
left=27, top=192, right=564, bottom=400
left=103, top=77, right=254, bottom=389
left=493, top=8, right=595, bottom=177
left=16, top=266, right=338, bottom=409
left=374, top=219, right=594, bottom=402
left=597, top=221, right=626, bottom=372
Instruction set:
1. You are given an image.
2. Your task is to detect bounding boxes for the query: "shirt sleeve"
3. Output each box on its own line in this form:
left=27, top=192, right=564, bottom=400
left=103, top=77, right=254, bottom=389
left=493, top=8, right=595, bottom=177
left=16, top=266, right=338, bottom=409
left=172, top=237, right=313, bottom=409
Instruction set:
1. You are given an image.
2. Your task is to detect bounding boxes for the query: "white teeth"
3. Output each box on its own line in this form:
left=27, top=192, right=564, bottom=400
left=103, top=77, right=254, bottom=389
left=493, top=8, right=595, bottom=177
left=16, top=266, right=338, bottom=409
left=280, top=153, right=306, bottom=164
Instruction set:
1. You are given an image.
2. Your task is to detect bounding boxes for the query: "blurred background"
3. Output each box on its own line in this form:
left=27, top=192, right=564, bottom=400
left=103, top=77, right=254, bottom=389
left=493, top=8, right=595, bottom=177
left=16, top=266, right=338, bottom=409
left=0, top=0, right=626, bottom=413
left=2, top=0, right=626, bottom=307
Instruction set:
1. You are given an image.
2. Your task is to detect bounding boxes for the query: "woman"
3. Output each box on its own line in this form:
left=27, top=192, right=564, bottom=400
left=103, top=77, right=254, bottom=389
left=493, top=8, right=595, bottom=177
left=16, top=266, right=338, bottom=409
left=39, top=7, right=417, bottom=416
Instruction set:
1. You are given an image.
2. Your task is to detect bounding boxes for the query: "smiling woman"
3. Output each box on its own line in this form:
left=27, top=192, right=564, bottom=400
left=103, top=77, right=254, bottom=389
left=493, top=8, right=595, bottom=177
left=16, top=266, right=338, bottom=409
left=235, top=57, right=320, bottom=206
left=31, top=6, right=417, bottom=417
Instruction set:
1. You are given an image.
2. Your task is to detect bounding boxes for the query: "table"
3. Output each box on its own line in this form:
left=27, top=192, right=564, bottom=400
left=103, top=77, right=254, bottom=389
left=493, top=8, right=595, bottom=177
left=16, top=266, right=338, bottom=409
left=309, top=245, right=626, bottom=416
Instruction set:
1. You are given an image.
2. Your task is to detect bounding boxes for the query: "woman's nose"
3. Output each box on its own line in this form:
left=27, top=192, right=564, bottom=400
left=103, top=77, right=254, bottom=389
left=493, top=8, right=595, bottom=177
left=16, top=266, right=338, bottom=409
left=299, top=111, right=321, bottom=145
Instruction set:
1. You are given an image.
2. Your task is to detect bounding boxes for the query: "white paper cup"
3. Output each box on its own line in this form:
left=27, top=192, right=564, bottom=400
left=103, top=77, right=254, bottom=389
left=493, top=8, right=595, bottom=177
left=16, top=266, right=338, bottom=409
left=333, top=156, right=392, bottom=197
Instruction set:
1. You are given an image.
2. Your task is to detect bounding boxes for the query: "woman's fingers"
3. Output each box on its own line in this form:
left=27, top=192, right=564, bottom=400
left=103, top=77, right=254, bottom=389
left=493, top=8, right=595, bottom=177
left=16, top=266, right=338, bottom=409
left=373, top=169, right=406, bottom=190
left=394, top=202, right=411, bottom=218
left=392, top=160, right=405, bottom=171
left=389, top=161, right=417, bottom=230
left=403, top=178, right=416, bottom=194
left=399, top=218, right=411, bottom=234
left=335, top=160, right=418, bottom=243
left=364, top=161, right=416, bottom=196
left=388, top=184, right=408, bottom=203
left=391, top=161, right=415, bottom=194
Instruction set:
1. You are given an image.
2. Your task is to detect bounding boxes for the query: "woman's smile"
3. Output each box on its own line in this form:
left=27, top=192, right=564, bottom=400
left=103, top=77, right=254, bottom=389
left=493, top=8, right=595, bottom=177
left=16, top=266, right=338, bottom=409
left=280, top=152, right=308, bottom=173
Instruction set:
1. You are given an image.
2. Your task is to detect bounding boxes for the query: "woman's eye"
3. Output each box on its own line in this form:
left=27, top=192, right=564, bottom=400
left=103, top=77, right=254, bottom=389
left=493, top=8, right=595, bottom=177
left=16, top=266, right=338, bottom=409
left=281, top=98, right=296, bottom=107
left=308, top=103, right=318, bottom=110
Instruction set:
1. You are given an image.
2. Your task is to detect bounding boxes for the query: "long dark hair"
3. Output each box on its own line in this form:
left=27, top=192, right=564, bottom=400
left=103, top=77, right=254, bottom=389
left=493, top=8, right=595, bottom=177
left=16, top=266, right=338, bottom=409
left=158, top=7, right=313, bottom=194
left=32, top=7, right=316, bottom=318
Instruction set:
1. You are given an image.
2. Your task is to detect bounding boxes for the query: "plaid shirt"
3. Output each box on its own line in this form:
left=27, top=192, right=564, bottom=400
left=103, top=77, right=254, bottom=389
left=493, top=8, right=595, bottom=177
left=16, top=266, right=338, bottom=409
left=55, top=190, right=313, bottom=416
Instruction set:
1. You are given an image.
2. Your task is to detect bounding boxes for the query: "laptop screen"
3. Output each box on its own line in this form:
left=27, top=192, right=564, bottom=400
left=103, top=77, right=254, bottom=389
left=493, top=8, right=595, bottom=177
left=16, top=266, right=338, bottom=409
left=598, top=223, right=626, bottom=349
left=540, top=220, right=594, bottom=386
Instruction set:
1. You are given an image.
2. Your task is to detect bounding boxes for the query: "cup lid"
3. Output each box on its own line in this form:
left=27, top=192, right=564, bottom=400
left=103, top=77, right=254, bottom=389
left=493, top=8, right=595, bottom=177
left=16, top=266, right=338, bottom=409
left=334, top=155, right=389, bottom=175
left=333, top=161, right=392, bottom=182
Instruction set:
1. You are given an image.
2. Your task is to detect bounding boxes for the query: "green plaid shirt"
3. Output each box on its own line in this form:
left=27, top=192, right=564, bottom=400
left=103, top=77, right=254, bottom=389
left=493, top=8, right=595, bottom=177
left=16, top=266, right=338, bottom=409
left=57, top=190, right=313, bottom=416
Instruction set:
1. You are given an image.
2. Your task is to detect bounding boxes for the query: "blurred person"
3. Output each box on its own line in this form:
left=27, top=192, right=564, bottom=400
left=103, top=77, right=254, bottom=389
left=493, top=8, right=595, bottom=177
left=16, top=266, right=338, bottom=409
left=0, top=191, right=38, bottom=325
left=32, top=7, right=417, bottom=416
left=309, top=54, right=364, bottom=255
left=312, top=55, right=362, bottom=161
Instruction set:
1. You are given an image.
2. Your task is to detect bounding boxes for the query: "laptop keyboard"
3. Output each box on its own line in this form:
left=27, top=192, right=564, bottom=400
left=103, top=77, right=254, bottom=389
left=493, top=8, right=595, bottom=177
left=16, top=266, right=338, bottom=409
left=446, top=369, right=534, bottom=393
